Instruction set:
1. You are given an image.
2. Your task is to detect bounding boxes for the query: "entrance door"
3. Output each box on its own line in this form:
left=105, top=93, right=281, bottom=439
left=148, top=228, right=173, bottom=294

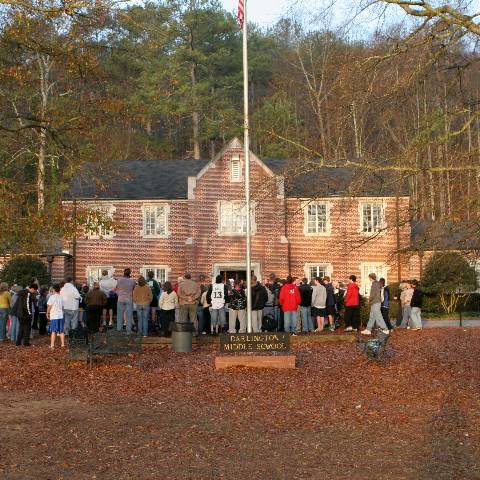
left=220, top=270, right=253, bottom=282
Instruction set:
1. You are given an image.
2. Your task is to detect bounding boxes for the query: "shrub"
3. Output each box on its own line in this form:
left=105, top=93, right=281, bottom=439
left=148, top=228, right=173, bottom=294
left=0, top=256, right=50, bottom=287
left=422, top=252, right=477, bottom=314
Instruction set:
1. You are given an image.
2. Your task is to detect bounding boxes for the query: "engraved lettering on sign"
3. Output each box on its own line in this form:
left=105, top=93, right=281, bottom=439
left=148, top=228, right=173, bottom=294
left=219, top=333, right=291, bottom=354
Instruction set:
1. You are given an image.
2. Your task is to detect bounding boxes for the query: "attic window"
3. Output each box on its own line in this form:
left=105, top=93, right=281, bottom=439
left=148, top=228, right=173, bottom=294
left=230, top=156, right=241, bottom=182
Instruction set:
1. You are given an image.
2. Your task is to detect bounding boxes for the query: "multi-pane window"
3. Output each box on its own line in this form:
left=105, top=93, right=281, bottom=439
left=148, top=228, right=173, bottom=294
left=306, top=203, right=328, bottom=234
left=86, top=266, right=114, bottom=286
left=360, top=263, right=388, bottom=295
left=143, top=205, right=168, bottom=237
left=306, top=264, right=331, bottom=282
left=361, top=202, right=384, bottom=233
left=86, top=205, right=115, bottom=239
left=230, top=156, right=241, bottom=182
left=219, top=201, right=254, bottom=235
left=140, top=266, right=169, bottom=284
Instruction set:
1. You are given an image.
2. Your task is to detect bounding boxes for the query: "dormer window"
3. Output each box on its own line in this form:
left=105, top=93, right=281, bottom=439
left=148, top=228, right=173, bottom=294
left=230, top=155, right=241, bottom=182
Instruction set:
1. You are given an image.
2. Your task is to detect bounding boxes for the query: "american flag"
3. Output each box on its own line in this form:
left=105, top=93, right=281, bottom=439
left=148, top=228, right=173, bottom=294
left=237, top=0, right=244, bottom=28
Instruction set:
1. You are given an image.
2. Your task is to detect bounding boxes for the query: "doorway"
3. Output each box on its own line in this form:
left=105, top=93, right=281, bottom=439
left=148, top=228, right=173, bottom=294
left=219, top=270, right=254, bottom=282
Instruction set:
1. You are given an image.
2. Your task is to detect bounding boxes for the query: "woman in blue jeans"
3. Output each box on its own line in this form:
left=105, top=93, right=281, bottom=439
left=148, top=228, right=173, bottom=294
left=133, top=277, right=153, bottom=336
left=0, top=282, right=11, bottom=341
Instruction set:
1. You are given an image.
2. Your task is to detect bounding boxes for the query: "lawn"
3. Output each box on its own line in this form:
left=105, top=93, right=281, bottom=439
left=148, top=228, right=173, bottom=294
left=0, top=328, right=479, bottom=479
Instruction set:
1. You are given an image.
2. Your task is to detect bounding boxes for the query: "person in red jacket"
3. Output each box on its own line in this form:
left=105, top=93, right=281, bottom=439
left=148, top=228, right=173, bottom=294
left=279, top=276, right=301, bottom=335
left=344, top=274, right=360, bottom=332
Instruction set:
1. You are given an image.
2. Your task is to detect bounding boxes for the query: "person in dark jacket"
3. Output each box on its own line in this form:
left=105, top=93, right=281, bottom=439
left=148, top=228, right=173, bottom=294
left=250, top=276, right=268, bottom=333
left=409, top=279, right=423, bottom=330
left=12, top=284, right=38, bottom=347
left=298, top=278, right=313, bottom=332
left=324, top=276, right=336, bottom=332
left=228, top=280, right=247, bottom=333
left=37, top=287, right=49, bottom=335
left=379, top=278, right=393, bottom=330
left=85, top=282, right=107, bottom=334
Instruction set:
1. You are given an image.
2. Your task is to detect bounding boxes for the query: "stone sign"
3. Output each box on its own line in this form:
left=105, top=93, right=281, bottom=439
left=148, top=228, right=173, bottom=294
left=219, top=332, right=291, bottom=353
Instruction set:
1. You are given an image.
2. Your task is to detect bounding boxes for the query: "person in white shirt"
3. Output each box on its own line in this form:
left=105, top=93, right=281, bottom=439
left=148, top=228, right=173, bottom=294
left=99, top=270, right=117, bottom=327
left=60, top=277, right=81, bottom=335
left=47, top=284, right=65, bottom=349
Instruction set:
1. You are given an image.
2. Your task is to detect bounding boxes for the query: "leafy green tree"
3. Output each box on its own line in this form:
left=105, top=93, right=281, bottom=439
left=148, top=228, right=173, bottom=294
left=422, top=252, right=478, bottom=313
left=0, top=256, right=50, bottom=287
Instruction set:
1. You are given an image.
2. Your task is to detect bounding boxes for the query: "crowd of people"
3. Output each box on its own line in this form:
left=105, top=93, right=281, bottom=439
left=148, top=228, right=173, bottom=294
left=0, top=268, right=425, bottom=348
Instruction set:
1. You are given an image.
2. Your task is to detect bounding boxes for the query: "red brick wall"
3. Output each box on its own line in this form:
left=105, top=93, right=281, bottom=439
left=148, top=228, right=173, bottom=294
left=287, top=197, right=411, bottom=287
left=66, top=145, right=413, bottom=287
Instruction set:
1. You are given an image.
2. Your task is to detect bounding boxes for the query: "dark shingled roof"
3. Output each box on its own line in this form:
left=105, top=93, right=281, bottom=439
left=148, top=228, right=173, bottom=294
left=67, top=159, right=209, bottom=200
left=67, top=157, right=406, bottom=200
left=411, top=220, right=480, bottom=251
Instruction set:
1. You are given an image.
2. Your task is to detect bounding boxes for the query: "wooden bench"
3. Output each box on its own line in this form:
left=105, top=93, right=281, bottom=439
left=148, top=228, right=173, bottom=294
left=359, top=330, right=390, bottom=363
left=69, top=329, right=142, bottom=368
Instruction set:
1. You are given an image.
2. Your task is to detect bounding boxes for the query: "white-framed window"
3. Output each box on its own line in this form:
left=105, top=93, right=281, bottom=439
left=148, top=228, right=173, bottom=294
left=86, top=265, right=114, bottom=286
left=85, top=205, right=116, bottom=239
left=360, top=262, right=388, bottom=295
left=360, top=202, right=385, bottom=233
left=304, top=263, right=333, bottom=282
left=230, top=155, right=241, bottom=182
left=140, top=265, right=170, bottom=284
left=218, top=200, right=256, bottom=235
left=142, top=204, right=169, bottom=238
left=304, top=202, right=330, bottom=235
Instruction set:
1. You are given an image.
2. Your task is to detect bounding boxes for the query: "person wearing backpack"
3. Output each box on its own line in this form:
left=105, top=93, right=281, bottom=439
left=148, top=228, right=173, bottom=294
left=279, top=276, right=301, bottom=335
left=207, top=275, right=229, bottom=335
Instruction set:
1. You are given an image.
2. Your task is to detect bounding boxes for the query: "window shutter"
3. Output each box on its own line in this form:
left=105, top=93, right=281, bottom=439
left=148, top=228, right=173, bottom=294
left=230, top=158, right=241, bottom=181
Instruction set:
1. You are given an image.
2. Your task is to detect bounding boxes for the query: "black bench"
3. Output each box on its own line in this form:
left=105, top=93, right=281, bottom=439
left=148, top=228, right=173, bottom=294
left=359, top=330, right=390, bottom=363
left=69, top=329, right=143, bottom=368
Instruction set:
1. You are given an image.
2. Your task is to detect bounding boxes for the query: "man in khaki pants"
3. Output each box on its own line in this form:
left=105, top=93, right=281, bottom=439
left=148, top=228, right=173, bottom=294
left=178, top=273, right=201, bottom=333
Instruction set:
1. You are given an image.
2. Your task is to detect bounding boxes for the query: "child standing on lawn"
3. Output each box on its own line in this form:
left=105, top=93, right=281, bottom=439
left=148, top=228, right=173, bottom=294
left=47, top=284, right=65, bottom=350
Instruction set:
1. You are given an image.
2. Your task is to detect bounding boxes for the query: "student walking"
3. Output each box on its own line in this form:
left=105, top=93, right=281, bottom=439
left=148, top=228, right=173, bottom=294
left=400, top=282, right=414, bottom=328
left=344, top=275, right=360, bottom=332
left=311, top=277, right=327, bottom=332
left=159, top=281, right=178, bottom=336
left=47, top=284, right=65, bottom=349
left=361, top=273, right=390, bottom=335
left=279, top=276, right=301, bottom=335
left=133, top=276, right=153, bottom=337
left=409, top=280, right=423, bottom=331
left=207, top=275, right=229, bottom=334
left=379, top=278, right=393, bottom=330
left=228, top=279, right=247, bottom=333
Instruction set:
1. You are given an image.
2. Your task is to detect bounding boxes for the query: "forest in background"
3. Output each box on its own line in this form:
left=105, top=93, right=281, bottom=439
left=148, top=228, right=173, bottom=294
left=1, top=0, right=480, bottom=253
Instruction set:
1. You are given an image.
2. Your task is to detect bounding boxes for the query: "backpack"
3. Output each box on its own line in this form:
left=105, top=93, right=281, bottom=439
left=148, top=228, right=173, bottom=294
left=262, top=313, right=277, bottom=332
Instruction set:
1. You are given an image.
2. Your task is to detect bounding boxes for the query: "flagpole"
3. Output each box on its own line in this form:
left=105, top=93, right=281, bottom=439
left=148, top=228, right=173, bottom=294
left=242, top=0, right=252, bottom=334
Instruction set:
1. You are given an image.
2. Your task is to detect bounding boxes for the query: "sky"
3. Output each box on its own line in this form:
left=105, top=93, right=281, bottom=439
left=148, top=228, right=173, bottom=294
left=219, top=0, right=407, bottom=38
